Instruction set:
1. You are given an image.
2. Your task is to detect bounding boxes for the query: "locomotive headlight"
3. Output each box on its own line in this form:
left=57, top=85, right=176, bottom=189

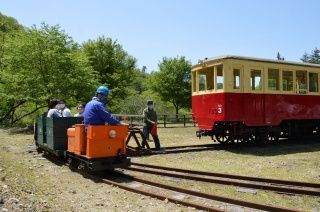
left=109, top=130, right=117, bottom=138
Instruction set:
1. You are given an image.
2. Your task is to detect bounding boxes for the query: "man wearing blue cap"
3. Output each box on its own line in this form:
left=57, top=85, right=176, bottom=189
left=84, top=86, right=123, bottom=127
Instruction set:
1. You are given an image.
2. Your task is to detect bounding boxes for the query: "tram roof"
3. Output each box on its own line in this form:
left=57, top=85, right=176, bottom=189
left=193, top=55, right=320, bottom=69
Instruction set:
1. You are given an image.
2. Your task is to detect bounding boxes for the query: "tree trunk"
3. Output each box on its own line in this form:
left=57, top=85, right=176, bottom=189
left=11, top=105, right=46, bottom=126
left=0, top=100, right=26, bottom=125
left=175, top=106, right=179, bottom=122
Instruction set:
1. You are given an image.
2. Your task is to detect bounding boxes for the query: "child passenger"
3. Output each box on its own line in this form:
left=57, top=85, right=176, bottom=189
left=74, top=103, right=85, bottom=117
left=58, top=100, right=72, bottom=117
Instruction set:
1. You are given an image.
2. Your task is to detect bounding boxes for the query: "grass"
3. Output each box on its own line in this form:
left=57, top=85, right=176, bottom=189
left=132, top=126, right=320, bottom=211
left=0, top=131, right=73, bottom=211
left=1, top=127, right=320, bottom=211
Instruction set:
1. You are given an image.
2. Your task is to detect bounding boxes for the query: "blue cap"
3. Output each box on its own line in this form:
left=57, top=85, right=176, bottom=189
left=96, top=86, right=109, bottom=96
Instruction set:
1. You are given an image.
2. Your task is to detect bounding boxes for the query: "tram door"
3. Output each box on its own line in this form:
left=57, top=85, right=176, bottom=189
left=245, top=68, right=265, bottom=125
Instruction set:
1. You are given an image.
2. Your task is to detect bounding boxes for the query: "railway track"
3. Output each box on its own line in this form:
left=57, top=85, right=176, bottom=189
left=39, top=141, right=319, bottom=211
left=42, top=151, right=302, bottom=211
left=127, top=143, right=225, bottom=157
left=127, top=137, right=320, bottom=157
left=109, top=171, right=299, bottom=212
left=126, top=163, right=320, bottom=197
left=42, top=154, right=224, bottom=211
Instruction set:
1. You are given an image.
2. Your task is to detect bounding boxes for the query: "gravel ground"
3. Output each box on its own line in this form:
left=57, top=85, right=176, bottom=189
left=0, top=128, right=202, bottom=212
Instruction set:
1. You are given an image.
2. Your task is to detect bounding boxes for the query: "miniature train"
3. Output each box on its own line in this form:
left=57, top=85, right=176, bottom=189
left=34, top=116, right=130, bottom=171
left=192, top=55, right=320, bottom=143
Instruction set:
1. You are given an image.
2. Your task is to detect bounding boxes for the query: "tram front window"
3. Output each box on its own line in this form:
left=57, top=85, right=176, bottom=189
left=192, top=71, right=196, bottom=92
left=199, top=72, right=207, bottom=91
left=206, top=67, right=214, bottom=90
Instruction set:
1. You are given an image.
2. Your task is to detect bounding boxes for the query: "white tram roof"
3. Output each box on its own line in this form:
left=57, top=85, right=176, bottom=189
left=194, top=55, right=320, bottom=69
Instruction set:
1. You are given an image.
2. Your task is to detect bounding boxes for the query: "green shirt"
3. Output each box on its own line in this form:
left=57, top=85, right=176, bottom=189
left=143, top=107, right=157, bottom=128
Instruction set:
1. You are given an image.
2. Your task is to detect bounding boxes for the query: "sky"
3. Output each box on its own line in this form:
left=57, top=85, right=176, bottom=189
left=1, top=0, right=319, bottom=72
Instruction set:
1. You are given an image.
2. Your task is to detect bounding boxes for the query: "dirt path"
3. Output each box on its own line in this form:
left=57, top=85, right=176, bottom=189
left=0, top=129, right=197, bottom=212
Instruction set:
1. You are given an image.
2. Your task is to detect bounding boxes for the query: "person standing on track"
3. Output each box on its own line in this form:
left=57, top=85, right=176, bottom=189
left=141, top=100, right=161, bottom=151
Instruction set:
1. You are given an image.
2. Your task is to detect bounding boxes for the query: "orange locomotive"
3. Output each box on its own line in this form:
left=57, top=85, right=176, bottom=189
left=67, top=124, right=130, bottom=170
left=35, top=117, right=130, bottom=171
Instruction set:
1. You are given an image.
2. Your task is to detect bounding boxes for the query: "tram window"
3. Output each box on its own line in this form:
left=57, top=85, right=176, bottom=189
left=268, top=69, right=279, bottom=90
left=192, top=72, right=196, bottom=92
left=296, top=71, right=307, bottom=94
left=309, top=73, right=318, bottom=92
left=217, top=65, right=223, bottom=89
left=233, top=69, right=240, bottom=89
left=282, top=71, right=293, bottom=91
left=250, top=69, right=262, bottom=91
left=206, top=67, right=214, bottom=90
left=198, top=71, right=207, bottom=91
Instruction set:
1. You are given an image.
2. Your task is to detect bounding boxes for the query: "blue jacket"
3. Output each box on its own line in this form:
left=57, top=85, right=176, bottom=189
left=84, top=97, right=121, bottom=127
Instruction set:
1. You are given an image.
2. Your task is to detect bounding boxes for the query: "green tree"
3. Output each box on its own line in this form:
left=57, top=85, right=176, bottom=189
left=0, top=23, right=97, bottom=126
left=116, top=68, right=177, bottom=116
left=276, top=52, right=284, bottom=61
left=151, top=56, right=192, bottom=119
left=0, top=13, right=24, bottom=71
left=82, top=37, right=137, bottom=111
left=301, top=48, right=320, bottom=64
left=0, top=13, right=23, bottom=33
left=130, top=68, right=149, bottom=94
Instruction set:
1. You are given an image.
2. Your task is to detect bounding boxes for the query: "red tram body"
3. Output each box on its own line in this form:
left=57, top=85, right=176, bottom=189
left=192, top=56, right=320, bottom=143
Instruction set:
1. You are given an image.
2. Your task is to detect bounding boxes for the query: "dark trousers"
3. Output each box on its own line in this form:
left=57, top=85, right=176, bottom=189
left=142, top=126, right=161, bottom=150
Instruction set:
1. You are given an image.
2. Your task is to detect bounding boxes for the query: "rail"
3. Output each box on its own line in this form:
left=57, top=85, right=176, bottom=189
left=128, top=163, right=320, bottom=196
left=113, top=114, right=197, bottom=128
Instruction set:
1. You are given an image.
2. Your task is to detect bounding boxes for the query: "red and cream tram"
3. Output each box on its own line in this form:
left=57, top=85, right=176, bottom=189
left=192, top=55, right=320, bottom=143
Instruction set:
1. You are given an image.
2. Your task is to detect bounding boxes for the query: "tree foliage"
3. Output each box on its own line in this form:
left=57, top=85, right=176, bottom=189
left=0, top=13, right=24, bottom=72
left=82, top=37, right=137, bottom=111
left=151, top=56, right=192, bottom=116
left=0, top=23, right=97, bottom=126
left=115, top=69, right=178, bottom=116
left=0, top=12, right=193, bottom=127
left=0, top=13, right=23, bottom=33
left=276, top=52, right=284, bottom=61
left=301, top=48, right=320, bottom=64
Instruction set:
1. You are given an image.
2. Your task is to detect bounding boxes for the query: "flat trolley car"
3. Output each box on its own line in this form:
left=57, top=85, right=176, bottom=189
left=192, top=55, right=320, bottom=143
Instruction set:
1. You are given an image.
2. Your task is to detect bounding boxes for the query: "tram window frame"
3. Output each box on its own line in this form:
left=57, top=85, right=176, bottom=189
left=233, top=68, right=241, bottom=90
left=268, top=68, right=280, bottom=91
left=198, top=70, right=207, bottom=92
left=216, top=65, right=223, bottom=90
left=308, top=72, right=318, bottom=93
left=206, top=67, right=215, bottom=90
left=250, top=69, right=262, bottom=91
left=192, top=71, right=197, bottom=92
left=282, top=70, right=293, bottom=92
left=296, top=70, right=307, bottom=94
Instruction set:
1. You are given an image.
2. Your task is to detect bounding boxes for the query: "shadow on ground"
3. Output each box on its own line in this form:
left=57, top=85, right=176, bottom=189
left=223, top=138, right=320, bottom=156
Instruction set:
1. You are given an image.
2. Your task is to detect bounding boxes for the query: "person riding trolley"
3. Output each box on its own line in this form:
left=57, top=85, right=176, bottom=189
left=84, top=86, right=125, bottom=127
